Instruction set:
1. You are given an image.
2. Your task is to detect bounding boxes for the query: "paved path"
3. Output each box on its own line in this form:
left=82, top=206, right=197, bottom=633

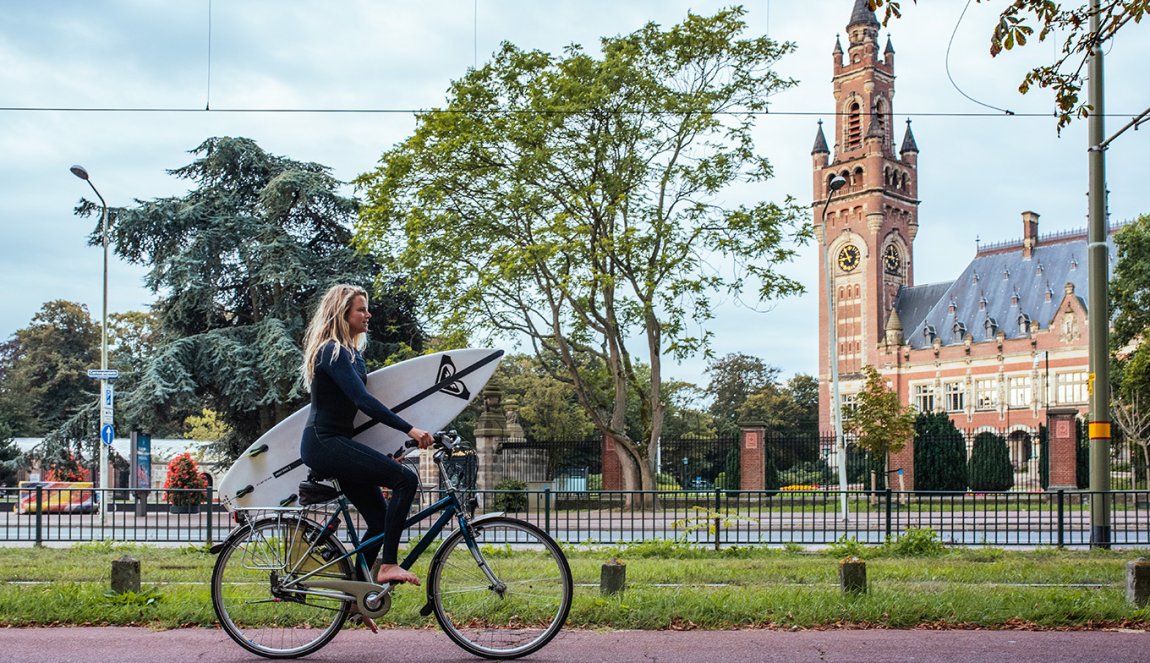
left=3, top=627, right=1147, bottom=663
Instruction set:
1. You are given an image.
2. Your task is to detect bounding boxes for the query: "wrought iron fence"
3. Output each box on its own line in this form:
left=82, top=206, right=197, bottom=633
left=2, top=485, right=1148, bottom=549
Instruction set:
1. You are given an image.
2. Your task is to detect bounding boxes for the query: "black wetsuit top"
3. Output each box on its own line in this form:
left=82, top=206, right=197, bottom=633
left=305, top=341, right=412, bottom=437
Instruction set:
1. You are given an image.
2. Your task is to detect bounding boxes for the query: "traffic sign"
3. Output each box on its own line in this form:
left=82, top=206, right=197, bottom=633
left=88, top=369, right=120, bottom=380
left=100, top=423, right=115, bottom=446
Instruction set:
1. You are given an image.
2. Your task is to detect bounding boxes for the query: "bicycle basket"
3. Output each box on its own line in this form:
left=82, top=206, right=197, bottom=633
left=439, top=445, right=478, bottom=495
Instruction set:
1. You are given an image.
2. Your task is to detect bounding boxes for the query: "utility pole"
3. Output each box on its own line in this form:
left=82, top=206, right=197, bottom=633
left=1086, top=0, right=1111, bottom=548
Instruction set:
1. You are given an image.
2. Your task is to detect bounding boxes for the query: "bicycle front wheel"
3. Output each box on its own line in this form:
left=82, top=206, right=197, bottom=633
left=428, top=516, right=572, bottom=659
left=211, top=516, right=353, bottom=659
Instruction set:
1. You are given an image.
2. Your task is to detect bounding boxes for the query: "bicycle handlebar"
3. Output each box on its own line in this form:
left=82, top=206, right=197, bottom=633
left=392, top=430, right=461, bottom=459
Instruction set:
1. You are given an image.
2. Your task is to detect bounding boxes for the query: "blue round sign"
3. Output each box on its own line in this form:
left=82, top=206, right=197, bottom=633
left=100, top=423, right=115, bottom=446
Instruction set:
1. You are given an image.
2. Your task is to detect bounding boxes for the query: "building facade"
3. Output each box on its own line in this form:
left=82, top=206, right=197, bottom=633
left=814, top=1, right=1111, bottom=487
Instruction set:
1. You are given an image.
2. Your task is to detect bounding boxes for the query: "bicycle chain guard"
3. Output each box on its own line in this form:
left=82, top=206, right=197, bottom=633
left=304, top=579, right=393, bottom=619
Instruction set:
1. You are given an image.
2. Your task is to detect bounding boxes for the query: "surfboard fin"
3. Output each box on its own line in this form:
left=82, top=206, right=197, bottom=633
left=236, top=485, right=254, bottom=498
left=279, top=494, right=298, bottom=507
left=248, top=444, right=269, bottom=457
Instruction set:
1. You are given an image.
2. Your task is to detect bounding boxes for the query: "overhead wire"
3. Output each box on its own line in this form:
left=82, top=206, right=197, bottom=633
left=0, top=105, right=1143, bottom=119
left=945, top=0, right=1014, bottom=116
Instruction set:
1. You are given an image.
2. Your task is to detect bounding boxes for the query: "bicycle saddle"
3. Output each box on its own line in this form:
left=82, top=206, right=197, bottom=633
left=298, top=471, right=341, bottom=506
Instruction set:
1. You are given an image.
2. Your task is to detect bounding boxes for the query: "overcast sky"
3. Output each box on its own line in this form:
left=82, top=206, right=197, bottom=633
left=1, top=1, right=1146, bottom=390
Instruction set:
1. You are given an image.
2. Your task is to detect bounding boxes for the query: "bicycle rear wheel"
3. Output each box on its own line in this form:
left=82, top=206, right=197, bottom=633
left=211, top=515, right=353, bottom=658
left=428, top=516, right=572, bottom=659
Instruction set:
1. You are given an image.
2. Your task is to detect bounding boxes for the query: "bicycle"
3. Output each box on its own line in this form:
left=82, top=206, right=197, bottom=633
left=210, top=431, right=572, bottom=659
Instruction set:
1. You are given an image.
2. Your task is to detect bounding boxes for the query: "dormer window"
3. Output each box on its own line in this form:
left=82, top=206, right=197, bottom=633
left=923, top=324, right=937, bottom=343
left=984, top=317, right=998, bottom=337
left=1018, top=313, right=1032, bottom=335
left=953, top=321, right=967, bottom=340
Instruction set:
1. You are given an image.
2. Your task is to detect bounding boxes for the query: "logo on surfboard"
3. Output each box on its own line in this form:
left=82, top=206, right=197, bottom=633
left=437, top=356, right=471, bottom=400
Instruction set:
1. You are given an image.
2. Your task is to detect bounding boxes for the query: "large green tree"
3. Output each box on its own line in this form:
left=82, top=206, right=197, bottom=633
left=1110, top=213, right=1150, bottom=351
left=1110, top=214, right=1150, bottom=489
left=870, top=0, right=1149, bottom=130
left=87, top=137, right=424, bottom=460
left=738, top=373, right=821, bottom=470
left=0, top=301, right=99, bottom=436
left=497, top=354, right=596, bottom=441
left=705, top=353, right=780, bottom=438
left=0, top=421, right=21, bottom=487
left=356, top=9, right=807, bottom=494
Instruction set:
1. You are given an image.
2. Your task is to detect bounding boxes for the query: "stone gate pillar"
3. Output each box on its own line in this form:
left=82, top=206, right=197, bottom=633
left=888, top=441, right=915, bottom=492
left=473, top=385, right=506, bottom=502
left=601, top=432, right=623, bottom=490
left=1047, top=407, right=1080, bottom=491
left=739, top=422, right=766, bottom=491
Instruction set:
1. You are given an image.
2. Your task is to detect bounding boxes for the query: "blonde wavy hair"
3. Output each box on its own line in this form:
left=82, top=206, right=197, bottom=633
left=301, top=284, right=369, bottom=387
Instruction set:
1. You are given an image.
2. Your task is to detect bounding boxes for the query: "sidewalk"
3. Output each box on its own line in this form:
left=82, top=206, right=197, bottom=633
left=3, top=627, right=1148, bottom=663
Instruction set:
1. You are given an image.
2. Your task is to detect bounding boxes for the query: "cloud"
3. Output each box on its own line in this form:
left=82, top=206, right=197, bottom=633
left=2, top=0, right=1146, bottom=391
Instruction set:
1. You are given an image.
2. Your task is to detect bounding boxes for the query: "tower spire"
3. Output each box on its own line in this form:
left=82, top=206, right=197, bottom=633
left=812, top=120, right=830, bottom=155
left=848, top=0, right=881, bottom=31
left=900, top=119, right=919, bottom=154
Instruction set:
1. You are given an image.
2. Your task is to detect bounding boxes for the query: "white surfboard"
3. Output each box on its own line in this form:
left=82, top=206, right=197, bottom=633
left=217, top=348, right=504, bottom=510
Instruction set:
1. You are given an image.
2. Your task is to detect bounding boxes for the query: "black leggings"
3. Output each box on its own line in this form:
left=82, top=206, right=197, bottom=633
left=300, top=426, right=417, bottom=571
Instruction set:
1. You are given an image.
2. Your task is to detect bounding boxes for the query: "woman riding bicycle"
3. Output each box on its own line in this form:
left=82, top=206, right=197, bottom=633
left=299, top=284, right=434, bottom=597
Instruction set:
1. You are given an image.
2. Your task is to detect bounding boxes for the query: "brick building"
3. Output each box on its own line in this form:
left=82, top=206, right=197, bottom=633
left=812, top=1, right=1114, bottom=489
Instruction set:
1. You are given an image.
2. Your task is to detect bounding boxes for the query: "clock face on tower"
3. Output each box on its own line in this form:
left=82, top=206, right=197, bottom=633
left=883, top=244, right=902, bottom=275
left=837, top=244, right=861, bottom=272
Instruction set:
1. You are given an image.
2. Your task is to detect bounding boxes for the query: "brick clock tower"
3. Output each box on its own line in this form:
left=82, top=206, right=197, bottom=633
left=814, top=0, right=921, bottom=431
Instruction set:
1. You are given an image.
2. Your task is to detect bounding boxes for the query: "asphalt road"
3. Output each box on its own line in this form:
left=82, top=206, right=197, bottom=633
left=2, top=627, right=1147, bottom=663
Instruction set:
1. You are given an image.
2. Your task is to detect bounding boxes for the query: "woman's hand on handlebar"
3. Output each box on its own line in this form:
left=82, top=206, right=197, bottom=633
left=409, top=427, right=435, bottom=449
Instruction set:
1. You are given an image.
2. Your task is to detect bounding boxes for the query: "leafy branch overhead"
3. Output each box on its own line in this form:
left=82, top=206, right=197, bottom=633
left=869, top=0, right=1149, bottom=130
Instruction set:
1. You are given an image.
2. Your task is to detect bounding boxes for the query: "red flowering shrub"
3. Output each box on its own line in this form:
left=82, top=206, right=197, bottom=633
left=163, top=453, right=208, bottom=505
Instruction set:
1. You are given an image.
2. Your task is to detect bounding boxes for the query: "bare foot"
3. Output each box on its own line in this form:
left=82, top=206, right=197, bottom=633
left=349, top=604, right=378, bottom=633
left=375, top=563, right=420, bottom=586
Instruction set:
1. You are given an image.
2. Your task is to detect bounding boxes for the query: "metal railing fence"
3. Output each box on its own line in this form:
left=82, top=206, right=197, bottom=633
left=2, top=485, right=1148, bottom=549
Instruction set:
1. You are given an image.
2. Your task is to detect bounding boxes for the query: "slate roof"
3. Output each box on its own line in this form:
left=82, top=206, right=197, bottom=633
left=896, top=229, right=1117, bottom=350
left=812, top=121, right=829, bottom=155
left=900, top=120, right=919, bottom=154
left=848, top=0, right=881, bottom=29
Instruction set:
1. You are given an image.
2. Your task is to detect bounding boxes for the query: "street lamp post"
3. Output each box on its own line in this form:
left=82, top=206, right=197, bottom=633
left=822, top=174, right=848, bottom=523
left=70, top=165, right=112, bottom=524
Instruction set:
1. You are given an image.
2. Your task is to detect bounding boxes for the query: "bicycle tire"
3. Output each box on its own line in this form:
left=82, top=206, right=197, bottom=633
left=211, top=515, right=353, bottom=659
left=427, top=516, right=572, bottom=659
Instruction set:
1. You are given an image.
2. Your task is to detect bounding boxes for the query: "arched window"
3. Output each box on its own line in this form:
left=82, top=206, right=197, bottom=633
left=873, top=98, right=888, bottom=142
left=847, top=101, right=862, bottom=150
